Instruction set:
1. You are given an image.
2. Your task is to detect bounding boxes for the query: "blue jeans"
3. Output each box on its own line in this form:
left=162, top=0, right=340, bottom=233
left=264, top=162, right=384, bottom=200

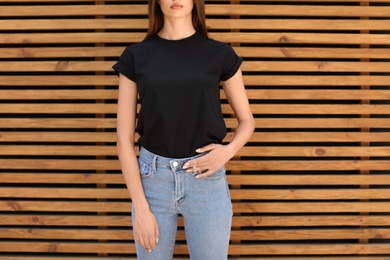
left=133, top=147, right=233, bottom=260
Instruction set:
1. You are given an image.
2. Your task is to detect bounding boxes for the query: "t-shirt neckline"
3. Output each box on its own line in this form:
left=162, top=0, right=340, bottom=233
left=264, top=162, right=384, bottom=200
left=155, top=31, right=199, bottom=43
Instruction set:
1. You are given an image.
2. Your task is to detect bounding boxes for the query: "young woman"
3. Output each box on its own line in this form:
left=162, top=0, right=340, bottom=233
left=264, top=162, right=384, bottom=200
left=113, top=0, right=255, bottom=259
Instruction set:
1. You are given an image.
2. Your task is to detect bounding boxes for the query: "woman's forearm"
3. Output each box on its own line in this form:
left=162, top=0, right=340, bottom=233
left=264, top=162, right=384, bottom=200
left=117, top=140, right=149, bottom=212
left=227, top=118, right=255, bottom=156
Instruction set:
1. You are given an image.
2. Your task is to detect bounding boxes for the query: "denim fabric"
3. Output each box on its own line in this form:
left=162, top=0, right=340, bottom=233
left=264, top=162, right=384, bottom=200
left=133, top=147, right=233, bottom=260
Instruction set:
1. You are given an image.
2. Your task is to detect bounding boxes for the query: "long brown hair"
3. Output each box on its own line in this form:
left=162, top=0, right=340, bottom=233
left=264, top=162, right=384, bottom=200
left=145, top=0, right=209, bottom=39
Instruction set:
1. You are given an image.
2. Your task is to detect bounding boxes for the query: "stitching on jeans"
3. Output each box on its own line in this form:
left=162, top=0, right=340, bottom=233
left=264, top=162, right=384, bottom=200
left=168, top=220, right=177, bottom=258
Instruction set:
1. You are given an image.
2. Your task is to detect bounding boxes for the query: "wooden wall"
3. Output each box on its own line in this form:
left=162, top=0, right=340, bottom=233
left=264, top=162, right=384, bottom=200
left=1, top=0, right=390, bottom=259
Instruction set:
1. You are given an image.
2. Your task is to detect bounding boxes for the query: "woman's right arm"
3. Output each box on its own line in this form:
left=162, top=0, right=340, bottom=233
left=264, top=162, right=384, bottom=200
left=116, top=74, right=159, bottom=252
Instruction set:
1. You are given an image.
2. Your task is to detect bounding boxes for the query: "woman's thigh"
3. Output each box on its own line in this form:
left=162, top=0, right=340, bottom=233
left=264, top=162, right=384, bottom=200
left=181, top=167, right=233, bottom=260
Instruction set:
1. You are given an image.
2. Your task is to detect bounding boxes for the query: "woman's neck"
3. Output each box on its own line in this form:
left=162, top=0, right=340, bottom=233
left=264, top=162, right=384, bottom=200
left=158, top=19, right=196, bottom=40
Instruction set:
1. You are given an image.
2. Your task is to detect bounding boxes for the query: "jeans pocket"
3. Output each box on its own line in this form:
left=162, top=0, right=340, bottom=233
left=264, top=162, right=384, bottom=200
left=138, top=160, right=155, bottom=179
left=203, top=166, right=226, bottom=181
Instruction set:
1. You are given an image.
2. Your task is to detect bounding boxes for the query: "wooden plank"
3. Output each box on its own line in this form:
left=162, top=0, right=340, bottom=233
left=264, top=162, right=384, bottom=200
left=0, top=47, right=123, bottom=59
left=3, top=118, right=388, bottom=129
left=0, top=131, right=389, bottom=143
left=1, top=200, right=390, bottom=213
left=2, top=214, right=390, bottom=228
left=235, top=47, right=390, bottom=59
left=206, top=5, right=390, bottom=17
left=246, top=132, right=390, bottom=143
left=1, top=257, right=389, bottom=260
left=2, top=89, right=390, bottom=101
left=254, top=118, right=390, bottom=128
left=1, top=159, right=390, bottom=171
left=242, top=90, right=390, bottom=100
left=234, top=105, right=390, bottom=115
left=1, top=75, right=389, bottom=86
left=1, top=5, right=389, bottom=17
left=1, top=242, right=390, bottom=255
left=2, top=228, right=390, bottom=241
left=213, top=32, right=390, bottom=45
left=2, top=61, right=390, bottom=73
left=0, top=19, right=148, bottom=30
left=233, top=202, right=390, bottom=213
left=0, top=5, right=148, bottom=17
left=0, top=61, right=111, bottom=72
left=3, top=19, right=390, bottom=31
left=207, top=19, right=390, bottom=31
left=0, top=0, right=388, bottom=2
left=0, top=118, right=118, bottom=129
left=2, top=145, right=390, bottom=157
left=242, top=61, right=390, bottom=73
left=1, top=47, right=389, bottom=59
left=0, top=90, right=118, bottom=100
left=2, top=32, right=390, bottom=45
left=3, top=103, right=390, bottom=114
left=2, top=173, right=390, bottom=186
left=2, top=187, right=390, bottom=200
left=0, top=131, right=117, bottom=142
left=244, top=76, right=390, bottom=86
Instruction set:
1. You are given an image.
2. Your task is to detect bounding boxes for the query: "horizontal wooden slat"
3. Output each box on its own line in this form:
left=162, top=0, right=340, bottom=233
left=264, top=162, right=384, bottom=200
left=245, top=90, right=390, bottom=100
left=1, top=228, right=390, bottom=241
left=0, top=118, right=390, bottom=129
left=2, top=19, right=390, bottom=31
left=3, top=118, right=389, bottom=129
left=1, top=257, right=389, bottom=260
left=1, top=145, right=390, bottom=157
left=0, top=132, right=389, bottom=143
left=1, top=201, right=390, bottom=213
left=242, top=61, right=390, bottom=73
left=1, top=5, right=389, bottom=17
left=1, top=47, right=389, bottom=59
left=2, top=187, right=390, bottom=200
left=236, top=47, right=390, bottom=59
left=2, top=89, right=390, bottom=101
left=2, top=242, right=389, bottom=255
left=2, top=215, right=390, bottom=228
left=2, top=104, right=390, bottom=114
left=0, top=0, right=388, bottom=1
left=2, top=173, right=390, bottom=186
left=2, top=75, right=390, bottom=86
left=2, top=61, right=390, bottom=73
left=1, top=159, right=390, bottom=171
left=241, top=105, right=390, bottom=114
left=2, top=32, right=390, bottom=45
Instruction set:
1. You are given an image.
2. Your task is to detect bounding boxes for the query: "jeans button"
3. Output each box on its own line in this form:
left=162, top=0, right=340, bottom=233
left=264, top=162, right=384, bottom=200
left=172, top=161, right=178, bottom=167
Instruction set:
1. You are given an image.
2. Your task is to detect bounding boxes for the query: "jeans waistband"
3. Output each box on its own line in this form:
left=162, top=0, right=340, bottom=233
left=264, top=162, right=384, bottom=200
left=139, top=146, right=204, bottom=168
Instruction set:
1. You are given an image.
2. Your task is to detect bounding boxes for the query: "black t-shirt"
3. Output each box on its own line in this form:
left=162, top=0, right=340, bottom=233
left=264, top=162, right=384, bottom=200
left=113, top=32, right=243, bottom=158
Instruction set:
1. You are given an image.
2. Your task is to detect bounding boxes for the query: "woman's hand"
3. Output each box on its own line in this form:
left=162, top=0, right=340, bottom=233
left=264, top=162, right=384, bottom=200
left=133, top=209, right=159, bottom=252
left=183, top=143, right=235, bottom=178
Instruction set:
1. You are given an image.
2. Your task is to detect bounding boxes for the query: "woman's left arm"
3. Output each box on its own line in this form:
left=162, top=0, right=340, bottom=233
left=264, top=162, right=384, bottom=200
left=184, top=68, right=255, bottom=178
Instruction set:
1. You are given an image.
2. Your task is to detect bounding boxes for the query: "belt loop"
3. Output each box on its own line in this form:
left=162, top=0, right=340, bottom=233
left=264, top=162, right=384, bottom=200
left=151, top=154, right=157, bottom=173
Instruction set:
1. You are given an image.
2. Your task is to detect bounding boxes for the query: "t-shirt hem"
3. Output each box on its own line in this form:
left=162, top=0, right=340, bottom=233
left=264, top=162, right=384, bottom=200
left=220, top=57, right=243, bottom=81
left=112, top=63, right=136, bottom=82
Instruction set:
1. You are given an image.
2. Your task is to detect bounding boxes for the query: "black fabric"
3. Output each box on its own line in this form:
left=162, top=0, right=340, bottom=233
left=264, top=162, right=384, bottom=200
left=113, top=32, right=243, bottom=158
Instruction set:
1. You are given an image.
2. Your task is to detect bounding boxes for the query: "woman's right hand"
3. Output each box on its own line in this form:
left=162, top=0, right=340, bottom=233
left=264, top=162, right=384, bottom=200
left=134, top=209, right=159, bottom=252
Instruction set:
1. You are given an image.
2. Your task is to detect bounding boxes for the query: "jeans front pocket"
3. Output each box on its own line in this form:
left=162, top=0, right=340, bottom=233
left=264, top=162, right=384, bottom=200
left=138, top=159, right=155, bottom=179
left=203, top=166, right=226, bottom=181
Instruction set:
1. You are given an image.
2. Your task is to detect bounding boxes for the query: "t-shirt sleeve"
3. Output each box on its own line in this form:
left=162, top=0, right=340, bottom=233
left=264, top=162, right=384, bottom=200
left=220, top=44, right=243, bottom=81
left=112, top=46, right=136, bottom=82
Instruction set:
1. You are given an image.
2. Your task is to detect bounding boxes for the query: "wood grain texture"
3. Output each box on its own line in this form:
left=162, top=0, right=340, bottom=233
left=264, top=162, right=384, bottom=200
left=1, top=0, right=389, bottom=259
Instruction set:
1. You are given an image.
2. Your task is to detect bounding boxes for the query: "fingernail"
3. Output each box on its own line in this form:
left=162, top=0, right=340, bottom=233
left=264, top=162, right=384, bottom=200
left=186, top=169, right=191, bottom=173
left=196, top=148, right=201, bottom=152
left=156, top=238, right=159, bottom=243
left=148, top=250, right=152, bottom=253
left=195, top=175, right=200, bottom=179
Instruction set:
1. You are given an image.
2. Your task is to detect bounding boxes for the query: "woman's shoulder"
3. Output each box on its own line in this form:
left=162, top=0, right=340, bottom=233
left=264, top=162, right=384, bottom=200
left=200, top=35, right=235, bottom=54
